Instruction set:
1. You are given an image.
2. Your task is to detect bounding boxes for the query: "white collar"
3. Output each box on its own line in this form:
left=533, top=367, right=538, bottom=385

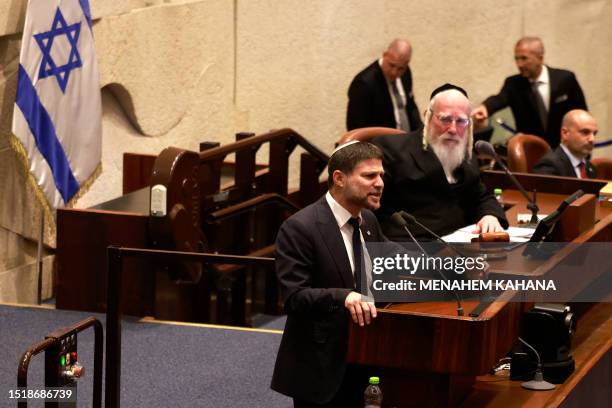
left=325, top=191, right=361, bottom=228
left=559, top=144, right=584, bottom=168
left=534, top=65, right=549, bottom=84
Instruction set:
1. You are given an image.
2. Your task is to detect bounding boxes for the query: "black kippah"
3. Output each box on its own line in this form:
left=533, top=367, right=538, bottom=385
left=429, top=83, right=468, bottom=99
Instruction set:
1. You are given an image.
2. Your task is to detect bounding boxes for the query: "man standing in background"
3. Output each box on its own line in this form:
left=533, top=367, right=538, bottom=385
left=472, top=36, right=587, bottom=148
left=347, top=39, right=422, bottom=131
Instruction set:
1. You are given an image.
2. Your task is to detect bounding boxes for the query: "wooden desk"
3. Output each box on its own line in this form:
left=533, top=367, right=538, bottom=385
left=352, top=188, right=612, bottom=407
left=347, top=294, right=530, bottom=407
left=482, top=170, right=607, bottom=196
left=463, top=303, right=612, bottom=407
left=485, top=191, right=611, bottom=304
left=500, top=189, right=611, bottom=228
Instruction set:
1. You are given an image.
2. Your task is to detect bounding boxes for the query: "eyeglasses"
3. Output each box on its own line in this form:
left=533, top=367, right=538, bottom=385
left=432, top=112, right=471, bottom=129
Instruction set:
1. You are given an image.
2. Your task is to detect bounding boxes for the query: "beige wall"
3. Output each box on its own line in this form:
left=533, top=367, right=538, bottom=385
left=1, top=0, right=611, bottom=299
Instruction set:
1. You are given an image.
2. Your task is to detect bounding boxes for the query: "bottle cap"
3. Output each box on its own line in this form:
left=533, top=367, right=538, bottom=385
left=369, top=376, right=380, bottom=385
left=494, top=188, right=502, bottom=195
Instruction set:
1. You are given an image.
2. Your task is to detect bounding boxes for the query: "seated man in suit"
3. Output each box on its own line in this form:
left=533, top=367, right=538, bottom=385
left=534, top=109, right=598, bottom=178
left=472, top=36, right=587, bottom=148
left=271, top=141, right=386, bottom=407
left=346, top=38, right=422, bottom=131
left=371, top=84, right=508, bottom=241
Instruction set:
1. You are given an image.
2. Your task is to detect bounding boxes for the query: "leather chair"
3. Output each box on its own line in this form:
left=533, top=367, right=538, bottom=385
left=506, top=133, right=551, bottom=173
left=591, top=157, right=612, bottom=180
left=336, top=127, right=405, bottom=146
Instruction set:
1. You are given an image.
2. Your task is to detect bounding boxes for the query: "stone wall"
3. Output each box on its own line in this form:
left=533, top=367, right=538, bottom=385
left=1, top=0, right=610, bottom=301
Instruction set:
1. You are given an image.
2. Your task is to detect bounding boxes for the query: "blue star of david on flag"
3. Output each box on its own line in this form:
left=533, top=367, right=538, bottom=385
left=12, top=0, right=102, bottom=211
left=34, top=7, right=82, bottom=93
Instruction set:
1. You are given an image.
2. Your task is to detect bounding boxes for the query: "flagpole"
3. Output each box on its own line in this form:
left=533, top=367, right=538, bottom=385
left=36, top=208, right=44, bottom=305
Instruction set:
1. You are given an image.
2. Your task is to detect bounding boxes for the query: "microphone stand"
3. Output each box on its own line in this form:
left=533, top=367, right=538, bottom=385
left=399, top=211, right=493, bottom=317
left=399, top=211, right=469, bottom=257
left=519, top=337, right=555, bottom=391
left=391, top=213, right=464, bottom=316
left=499, top=161, right=539, bottom=227
left=476, top=141, right=540, bottom=227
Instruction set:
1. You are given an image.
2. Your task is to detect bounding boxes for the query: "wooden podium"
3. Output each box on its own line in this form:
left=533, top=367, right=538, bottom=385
left=347, top=297, right=528, bottom=407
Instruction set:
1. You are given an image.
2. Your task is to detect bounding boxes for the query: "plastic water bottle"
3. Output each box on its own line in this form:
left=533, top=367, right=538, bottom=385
left=364, top=376, right=382, bottom=408
left=494, top=188, right=503, bottom=206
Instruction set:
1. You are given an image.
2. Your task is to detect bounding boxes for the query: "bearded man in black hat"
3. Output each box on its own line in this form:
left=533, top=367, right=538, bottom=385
left=370, top=84, right=508, bottom=241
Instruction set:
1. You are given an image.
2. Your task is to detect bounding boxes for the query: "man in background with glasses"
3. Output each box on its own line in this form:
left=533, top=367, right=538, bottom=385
left=371, top=84, right=508, bottom=241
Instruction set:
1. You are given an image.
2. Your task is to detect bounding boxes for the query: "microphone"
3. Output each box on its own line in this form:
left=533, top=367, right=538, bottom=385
left=495, top=117, right=517, bottom=134
left=475, top=140, right=540, bottom=226
left=391, top=212, right=464, bottom=316
left=398, top=211, right=495, bottom=317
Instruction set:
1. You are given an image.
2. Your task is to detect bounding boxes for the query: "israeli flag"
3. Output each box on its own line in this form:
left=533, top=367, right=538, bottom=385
left=11, top=0, right=101, bottom=211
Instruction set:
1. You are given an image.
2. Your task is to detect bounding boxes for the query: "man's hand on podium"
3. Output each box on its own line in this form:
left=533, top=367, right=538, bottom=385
left=345, top=291, right=377, bottom=326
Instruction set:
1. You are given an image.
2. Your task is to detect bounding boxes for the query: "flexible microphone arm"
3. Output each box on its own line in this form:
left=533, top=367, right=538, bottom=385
left=398, top=211, right=468, bottom=257
left=518, top=336, right=556, bottom=390
left=475, top=140, right=539, bottom=225
left=399, top=211, right=496, bottom=316
left=391, top=212, right=464, bottom=316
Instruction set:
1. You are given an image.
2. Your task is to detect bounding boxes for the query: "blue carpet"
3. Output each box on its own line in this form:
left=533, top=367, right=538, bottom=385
left=253, top=314, right=287, bottom=331
left=0, top=305, right=291, bottom=407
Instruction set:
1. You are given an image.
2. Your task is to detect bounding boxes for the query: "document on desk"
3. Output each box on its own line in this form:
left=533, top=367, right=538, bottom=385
left=442, top=225, right=536, bottom=243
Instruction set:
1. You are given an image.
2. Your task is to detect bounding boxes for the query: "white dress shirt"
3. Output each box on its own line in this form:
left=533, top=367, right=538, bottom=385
left=379, top=58, right=408, bottom=130
left=325, top=191, right=373, bottom=297
left=560, top=143, right=586, bottom=178
left=533, top=65, right=551, bottom=111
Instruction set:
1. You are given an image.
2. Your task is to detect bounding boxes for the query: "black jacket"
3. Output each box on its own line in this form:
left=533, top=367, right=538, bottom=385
left=533, top=146, right=597, bottom=178
left=483, top=66, right=587, bottom=148
left=347, top=61, right=422, bottom=131
left=371, top=131, right=508, bottom=240
left=270, top=196, right=386, bottom=404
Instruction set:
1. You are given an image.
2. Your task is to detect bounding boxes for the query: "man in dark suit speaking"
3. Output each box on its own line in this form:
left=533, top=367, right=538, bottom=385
left=346, top=39, right=422, bottom=131
left=534, top=109, right=598, bottom=178
left=472, top=37, right=587, bottom=148
left=271, top=141, right=387, bottom=407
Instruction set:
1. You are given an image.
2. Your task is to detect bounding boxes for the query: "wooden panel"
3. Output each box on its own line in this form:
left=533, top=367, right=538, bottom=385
left=56, top=208, right=152, bottom=316
left=463, top=303, right=612, bottom=407
left=347, top=299, right=525, bottom=375
left=482, top=170, right=606, bottom=196
left=122, top=153, right=157, bottom=194
left=555, top=194, right=597, bottom=241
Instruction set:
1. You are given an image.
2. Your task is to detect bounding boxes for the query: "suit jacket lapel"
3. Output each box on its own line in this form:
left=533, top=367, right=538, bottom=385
left=586, top=160, right=597, bottom=178
left=315, top=197, right=354, bottom=289
left=374, top=63, right=394, bottom=114
left=558, top=148, right=576, bottom=177
left=548, top=67, right=560, bottom=116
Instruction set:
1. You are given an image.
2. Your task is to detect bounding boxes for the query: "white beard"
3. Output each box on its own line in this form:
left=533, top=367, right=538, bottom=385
left=429, top=133, right=467, bottom=183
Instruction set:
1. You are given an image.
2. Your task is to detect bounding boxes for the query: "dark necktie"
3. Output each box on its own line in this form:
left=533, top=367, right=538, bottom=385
left=390, top=81, right=411, bottom=131
left=531, top=81, right=548, bottom=132
left=348, top=217, right=364, bottom=294
left=578, top=162, right=588, bottom=179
